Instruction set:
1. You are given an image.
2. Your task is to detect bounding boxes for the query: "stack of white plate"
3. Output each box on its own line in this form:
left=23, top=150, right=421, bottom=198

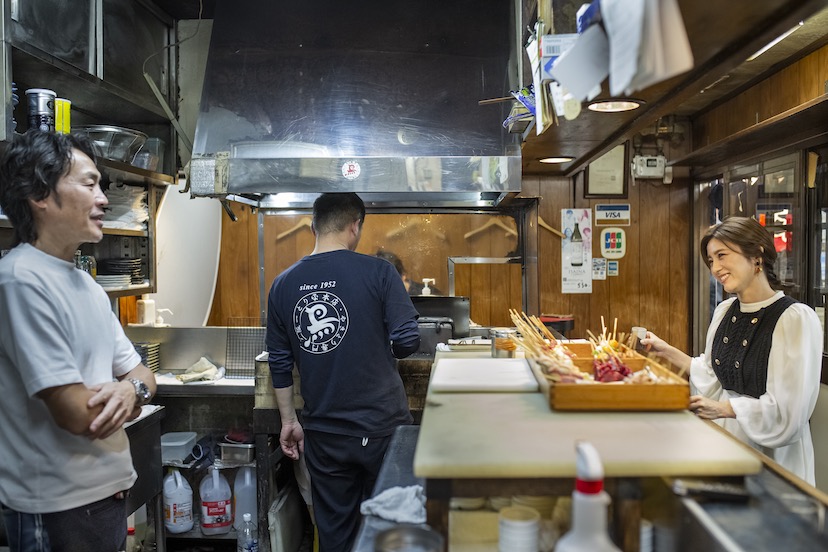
left=96, top=274, right=131, bottom=289
left=133, top=342, right=160, bottom=372
left=450, top=497, right=486, bottom=510
left=499, top=506, right=540, bottom=551
left=513, top=495, right=557, bottom=519
left=488, top=496, right=512, bottom=511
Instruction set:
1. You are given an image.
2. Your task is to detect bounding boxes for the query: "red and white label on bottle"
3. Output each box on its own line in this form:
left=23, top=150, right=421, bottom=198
left=201, top=500, right=232, bottom=528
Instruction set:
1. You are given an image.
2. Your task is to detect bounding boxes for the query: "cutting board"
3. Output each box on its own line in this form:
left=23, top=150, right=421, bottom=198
left=430, top=358, right=538, bottom=393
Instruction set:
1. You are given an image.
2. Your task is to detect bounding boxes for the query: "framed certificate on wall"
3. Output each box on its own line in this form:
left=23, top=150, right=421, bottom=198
left=585, top=143, right=628, bottom=198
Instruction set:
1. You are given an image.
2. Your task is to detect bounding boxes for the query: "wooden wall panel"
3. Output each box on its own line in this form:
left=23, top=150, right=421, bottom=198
left=694, top=43, right=828, bottom=146
left=668, top=179, right=692, bottom=349
left=206, top=206, right=259, bottom=326
left=455, top=263, right=522, bottom=328
left=534, top=174, right=691, bottom=353
left=206, top=180, right=692, bottom=352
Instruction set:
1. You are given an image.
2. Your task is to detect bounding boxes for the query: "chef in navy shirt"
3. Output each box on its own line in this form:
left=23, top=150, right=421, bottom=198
left=266, top=193, right=419, bottom=552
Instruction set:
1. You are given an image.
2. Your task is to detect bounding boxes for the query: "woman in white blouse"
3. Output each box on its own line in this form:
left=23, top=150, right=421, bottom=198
left=643, top=216, right=822, bottom=485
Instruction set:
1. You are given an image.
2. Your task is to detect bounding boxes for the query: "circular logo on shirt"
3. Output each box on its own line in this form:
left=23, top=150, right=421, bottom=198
left=293, top=292, right=349, bottom=354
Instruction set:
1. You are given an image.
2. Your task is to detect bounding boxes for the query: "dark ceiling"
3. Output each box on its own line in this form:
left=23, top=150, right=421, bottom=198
left=152, top=0, right=214, bottom=20
left=153, top=0, right=828, bottom=177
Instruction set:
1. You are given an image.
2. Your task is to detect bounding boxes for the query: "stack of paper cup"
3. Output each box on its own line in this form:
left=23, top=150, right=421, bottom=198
left=499, top=505, right=540, bottom=551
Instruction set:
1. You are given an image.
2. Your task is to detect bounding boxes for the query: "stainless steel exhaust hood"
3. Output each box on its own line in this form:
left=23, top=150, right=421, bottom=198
left=188, top=0, right=521, bottom=209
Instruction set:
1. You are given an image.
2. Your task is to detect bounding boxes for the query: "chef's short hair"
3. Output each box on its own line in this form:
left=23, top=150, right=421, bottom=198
left=312, top=193, right=365, bottom=235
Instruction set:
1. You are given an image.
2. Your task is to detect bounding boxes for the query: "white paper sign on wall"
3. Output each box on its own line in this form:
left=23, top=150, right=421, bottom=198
left=600, top=227, right=626, bottom=259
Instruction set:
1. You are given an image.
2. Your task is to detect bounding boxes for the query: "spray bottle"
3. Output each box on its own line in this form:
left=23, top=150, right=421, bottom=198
left=421, top=278, right=435, bottom=296
left=555, top=441, right=621, bottom=552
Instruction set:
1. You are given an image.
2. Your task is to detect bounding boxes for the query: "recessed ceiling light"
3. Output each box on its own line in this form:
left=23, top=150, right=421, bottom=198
left=538, top=156, right=574, bottom=164
left=587, top=99, right=643, bottom=113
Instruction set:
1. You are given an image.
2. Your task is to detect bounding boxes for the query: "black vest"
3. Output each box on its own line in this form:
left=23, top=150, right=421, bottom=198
left=710, top=296, right=796, bottom=399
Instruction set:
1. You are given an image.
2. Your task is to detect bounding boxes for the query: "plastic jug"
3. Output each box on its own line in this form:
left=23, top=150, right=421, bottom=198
left=200, top=466, right=233, bottom=535
left=234, top=466, right=257, bottom=530
left=163, top=468, right=194, bottom=534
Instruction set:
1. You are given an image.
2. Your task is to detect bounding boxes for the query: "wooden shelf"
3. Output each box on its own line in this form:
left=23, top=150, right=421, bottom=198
left=671, top=94, right=828, bottom=170
left=98, top=158, right=175, bottom=187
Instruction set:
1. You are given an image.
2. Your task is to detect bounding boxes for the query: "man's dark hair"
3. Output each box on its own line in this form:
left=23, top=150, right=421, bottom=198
left=312, top=193, right=365, bottom=236
left=376, top=249, right=405, bottom=276
left=0, top=129, right=98, bottom=245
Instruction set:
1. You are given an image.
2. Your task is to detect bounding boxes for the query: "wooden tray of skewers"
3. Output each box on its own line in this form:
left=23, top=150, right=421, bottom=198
left=509, top=311, right=689, bottom=411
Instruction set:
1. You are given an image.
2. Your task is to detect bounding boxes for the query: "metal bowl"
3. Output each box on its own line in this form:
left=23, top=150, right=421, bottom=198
left=76, top=125, right=148, bottom=163
left=374, top=526, right=444, bottom=552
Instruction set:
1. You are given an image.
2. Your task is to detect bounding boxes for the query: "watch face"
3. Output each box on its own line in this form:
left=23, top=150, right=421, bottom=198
left=131, top=379, right=151, bottom=403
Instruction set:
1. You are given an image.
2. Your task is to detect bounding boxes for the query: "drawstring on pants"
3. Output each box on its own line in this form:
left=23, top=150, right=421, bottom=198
left=362, top=437, right=368, bottom=447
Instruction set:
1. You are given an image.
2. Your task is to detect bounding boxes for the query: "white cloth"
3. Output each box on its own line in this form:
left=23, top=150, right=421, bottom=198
left=359, top=485, right=426, bottom=524
left=0, top=244, right=141, bottom=512
left=690, top=291, right=822, bottom=484
left=176, top=356, right=219, bottom=382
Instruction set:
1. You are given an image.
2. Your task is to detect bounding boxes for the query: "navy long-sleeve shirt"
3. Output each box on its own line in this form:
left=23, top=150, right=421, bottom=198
left=266, top=250, right=420, bottom=437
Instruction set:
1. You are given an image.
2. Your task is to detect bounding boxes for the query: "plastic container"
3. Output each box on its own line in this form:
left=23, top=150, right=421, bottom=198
left=200, top=466, right=233, bottom=535
left=237, top=512, right=259, bottom=552
left=161, top=431, right=196, bottom=463
left=137, top=295, right=156, bottom=326
left=555, top=442, right=622, bottom=552
left=421, top=278, right=435, bottom=296
left=163, top=468, right=194, bottom=534
left=25, top=88, right=55, bottom=132
left=234, top=466, right=257, bottom=530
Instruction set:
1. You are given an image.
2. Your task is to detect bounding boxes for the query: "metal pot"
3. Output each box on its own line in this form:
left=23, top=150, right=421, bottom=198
left=374, top=525, right=444, bottom=552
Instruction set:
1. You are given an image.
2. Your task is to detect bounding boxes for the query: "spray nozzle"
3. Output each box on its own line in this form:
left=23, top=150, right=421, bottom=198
left=574, top=441, right=605, bottom=494
left=155, top=308, right=174, bottom=327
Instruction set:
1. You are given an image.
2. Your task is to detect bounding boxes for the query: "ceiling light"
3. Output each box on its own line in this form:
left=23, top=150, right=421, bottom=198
left=747, top=21, right=803, bottom=61
left=538, top=156, right=574, bottom=164
left=587, top=99, right=643, bottom=113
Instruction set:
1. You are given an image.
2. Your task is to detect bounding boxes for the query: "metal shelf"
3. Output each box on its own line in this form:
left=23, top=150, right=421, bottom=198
left=11, top=43, right=169, bottom=126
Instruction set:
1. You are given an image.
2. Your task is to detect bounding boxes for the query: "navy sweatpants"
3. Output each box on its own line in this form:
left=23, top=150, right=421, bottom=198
left=303, top=429, right=392, bottom=552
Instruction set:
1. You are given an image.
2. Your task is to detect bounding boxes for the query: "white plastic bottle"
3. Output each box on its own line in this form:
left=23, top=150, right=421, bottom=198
left=163, top=468, right=194, bottom=533
left=237, top=512, right=259, bottom=552
left=554, top=441, right=621, bottom=552
left=421, top=278, right=435, bottom=296
left=200, top=466, right=233, bottom=535
left=136, top=294, right=156, bottom=326
left=233, top=466, right=257, bottom=530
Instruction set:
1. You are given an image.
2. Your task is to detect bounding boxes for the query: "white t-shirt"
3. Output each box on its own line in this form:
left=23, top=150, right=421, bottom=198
left=0, top=244, right=141, bottom=512
left=690, top=291, right=823, bottom=485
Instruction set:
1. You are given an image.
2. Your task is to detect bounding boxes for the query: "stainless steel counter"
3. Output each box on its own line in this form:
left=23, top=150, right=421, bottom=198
left=124, top=405, right=165, bottom=552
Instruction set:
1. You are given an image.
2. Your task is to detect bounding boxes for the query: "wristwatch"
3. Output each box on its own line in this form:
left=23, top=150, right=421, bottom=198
left=128, top=378, right=152, bottom=406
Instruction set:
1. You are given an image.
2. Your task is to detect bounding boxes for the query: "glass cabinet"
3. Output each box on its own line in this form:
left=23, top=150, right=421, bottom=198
left=725, top=153, right=804, bottom=301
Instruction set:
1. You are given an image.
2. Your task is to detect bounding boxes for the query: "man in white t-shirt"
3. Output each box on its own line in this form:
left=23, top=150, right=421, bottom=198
left=0, top=130, right=157, bottom=552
